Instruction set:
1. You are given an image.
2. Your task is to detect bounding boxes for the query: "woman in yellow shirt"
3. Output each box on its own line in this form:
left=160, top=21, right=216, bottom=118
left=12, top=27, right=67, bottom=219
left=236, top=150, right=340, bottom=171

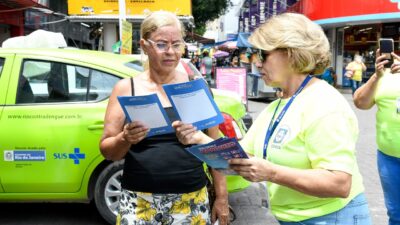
left=173, top=13, right=372, bottom=225
left=353, top=50, right=400, bottom=225
left=345, top=54, right=367, bottom=94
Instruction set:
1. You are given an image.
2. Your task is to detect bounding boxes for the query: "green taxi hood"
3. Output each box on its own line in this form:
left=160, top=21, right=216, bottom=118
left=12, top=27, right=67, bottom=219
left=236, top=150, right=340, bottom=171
left=212, top=89, right=246, bottom=121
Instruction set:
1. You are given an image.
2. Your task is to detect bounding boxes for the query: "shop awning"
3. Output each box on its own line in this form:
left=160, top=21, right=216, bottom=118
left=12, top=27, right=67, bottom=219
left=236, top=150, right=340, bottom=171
left=186, top=31, right=215, bottom=44
left=237, top=33, right=252, bottom=48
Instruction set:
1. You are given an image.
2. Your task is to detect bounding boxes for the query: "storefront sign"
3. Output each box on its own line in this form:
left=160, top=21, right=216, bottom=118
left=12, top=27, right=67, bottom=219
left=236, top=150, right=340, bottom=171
left=216, top=67, right=247, bottom=103
left=68, top=0, right=192, bottom=16
left=259, top=0, right=266, bottom=24
left=288, top=0, right=400, bottom=24
left=238, top=14, right=244, bottom=32
left=249, top=0, right=259, bottom=31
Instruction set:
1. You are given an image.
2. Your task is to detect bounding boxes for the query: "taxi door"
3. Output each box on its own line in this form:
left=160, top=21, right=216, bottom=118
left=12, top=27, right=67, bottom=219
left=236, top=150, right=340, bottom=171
left=0, top=54, right=15, bottom=193
left=0, top=54, right=120, bottom=194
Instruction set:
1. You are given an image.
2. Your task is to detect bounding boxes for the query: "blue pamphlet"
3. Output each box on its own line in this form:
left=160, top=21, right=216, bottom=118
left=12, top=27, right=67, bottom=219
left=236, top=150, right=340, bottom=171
left=117, top=94, right=174, bottom=137
left=185, top=137, right=248, bottom=174
left=162, top=78, right=224, bottom=131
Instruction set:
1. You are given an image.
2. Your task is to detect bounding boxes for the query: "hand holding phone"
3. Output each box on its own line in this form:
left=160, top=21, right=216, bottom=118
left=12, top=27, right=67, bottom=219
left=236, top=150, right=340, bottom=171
left=379, top=38, right=394, bottom=67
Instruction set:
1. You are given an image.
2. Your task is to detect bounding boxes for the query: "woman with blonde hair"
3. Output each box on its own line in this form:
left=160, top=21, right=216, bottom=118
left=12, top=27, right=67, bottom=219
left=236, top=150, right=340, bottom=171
left=173, top=13, right=372, bottom=225
left=100, top=11, right=229, bottom=225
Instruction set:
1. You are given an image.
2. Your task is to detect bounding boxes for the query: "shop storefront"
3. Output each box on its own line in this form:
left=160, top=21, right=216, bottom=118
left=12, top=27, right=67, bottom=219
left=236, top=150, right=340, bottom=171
left=0, top=0, right=47, bottom=43
left=288, top=0, right=400, bottom=86
left=67, top=0, right=194, bottom=52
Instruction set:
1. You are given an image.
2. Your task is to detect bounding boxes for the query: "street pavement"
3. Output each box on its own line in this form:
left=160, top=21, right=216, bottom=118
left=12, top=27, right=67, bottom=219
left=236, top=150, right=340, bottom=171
left=228, top=89, right=387, bottom=225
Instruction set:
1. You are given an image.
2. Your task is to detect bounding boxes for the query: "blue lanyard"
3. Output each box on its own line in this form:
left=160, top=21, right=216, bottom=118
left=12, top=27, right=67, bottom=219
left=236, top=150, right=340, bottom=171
left=263, top=75, right=313, bottom=159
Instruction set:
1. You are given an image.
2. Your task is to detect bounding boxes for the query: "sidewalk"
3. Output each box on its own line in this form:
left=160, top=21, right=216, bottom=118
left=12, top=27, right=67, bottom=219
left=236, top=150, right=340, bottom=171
left=229, top=183, right=279, bottom=225
left=336, top=86, right=353, bottom=95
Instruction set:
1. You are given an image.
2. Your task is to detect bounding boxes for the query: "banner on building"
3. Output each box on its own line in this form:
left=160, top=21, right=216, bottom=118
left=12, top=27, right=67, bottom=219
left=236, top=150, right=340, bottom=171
left=288, top=0, right=400, bottom=22
left=249, top=0, right=259, bottom=31
left=68, top=0, right=192, bottom=16
left=120, top=20, right=132, bottom=55
left=216, top=67, right=247, bottom=104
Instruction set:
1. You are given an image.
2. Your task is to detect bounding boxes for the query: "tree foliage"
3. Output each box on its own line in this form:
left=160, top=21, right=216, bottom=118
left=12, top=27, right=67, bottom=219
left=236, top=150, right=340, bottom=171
left=192, top=0, right=231, bottom=35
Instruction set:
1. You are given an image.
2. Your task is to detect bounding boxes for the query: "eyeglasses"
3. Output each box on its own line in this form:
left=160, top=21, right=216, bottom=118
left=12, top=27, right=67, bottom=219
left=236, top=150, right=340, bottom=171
left=146, top=39, right=184, bottom=52
left=257, top=49, right=268, bottom=63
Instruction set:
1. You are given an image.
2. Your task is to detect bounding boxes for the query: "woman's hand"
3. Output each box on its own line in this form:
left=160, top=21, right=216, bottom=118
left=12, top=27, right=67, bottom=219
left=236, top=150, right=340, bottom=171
left=375, top=49, right=390, bottom=78
left=229, top=157, right=275, bottom=182
left=390, top=52, right=400, bottom=74
left=172, top=121, right=209, bottom=145
left=212, top=196, right=229, bottom=225
left=344, top=70, right=354, bottom=78
left=123, top=121, right=149, bottom=144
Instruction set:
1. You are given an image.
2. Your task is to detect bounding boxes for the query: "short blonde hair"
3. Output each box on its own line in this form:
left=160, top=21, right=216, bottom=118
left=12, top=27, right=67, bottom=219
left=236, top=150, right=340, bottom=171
left=249, top=13, right=330, bottom=75
left=140, top=11, right=185, bottom=40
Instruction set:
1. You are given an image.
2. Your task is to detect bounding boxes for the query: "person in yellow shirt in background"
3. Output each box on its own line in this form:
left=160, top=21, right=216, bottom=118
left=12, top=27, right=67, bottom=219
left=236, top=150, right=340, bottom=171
left=353, top=50, right=400, bottom=225
left=345, top=53, right=367, bottom=94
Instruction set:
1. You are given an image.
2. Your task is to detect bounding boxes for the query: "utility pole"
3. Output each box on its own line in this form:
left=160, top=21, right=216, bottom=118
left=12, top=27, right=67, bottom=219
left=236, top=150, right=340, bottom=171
left=118, top=0, right=126, bottom=44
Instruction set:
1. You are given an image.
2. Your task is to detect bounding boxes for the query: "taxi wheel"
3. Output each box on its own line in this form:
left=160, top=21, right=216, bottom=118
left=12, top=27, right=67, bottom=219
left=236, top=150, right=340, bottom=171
left=94, top=160, right=124, bottom=225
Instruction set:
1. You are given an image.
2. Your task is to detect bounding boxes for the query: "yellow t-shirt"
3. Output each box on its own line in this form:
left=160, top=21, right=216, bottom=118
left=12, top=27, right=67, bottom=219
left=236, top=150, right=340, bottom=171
left=240, top=80, right=364, bottom=222
left=348, top=62, right=363, bottom=81
left=375, top=71, right=400, bottom=157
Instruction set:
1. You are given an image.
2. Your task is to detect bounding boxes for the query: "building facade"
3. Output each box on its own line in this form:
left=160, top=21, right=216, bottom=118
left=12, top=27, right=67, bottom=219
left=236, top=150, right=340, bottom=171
left=0, top=0, right=96, bottom=49
left=288, top=0, right=400, bottom=86
left=234, top=0, right=400, bottom=86
left=238, top=0, right=298, bottom=33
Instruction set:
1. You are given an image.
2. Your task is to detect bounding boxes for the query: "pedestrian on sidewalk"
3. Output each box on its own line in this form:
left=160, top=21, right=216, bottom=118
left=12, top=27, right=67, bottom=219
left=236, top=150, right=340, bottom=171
left=200, top=50, right=213, bottom=86
left=317, top=66, right=337, bottom=88
left=99, top=11, right=229, bottom=225
left=345, top=53, right=367, bottom=94
left=173, top=13, right=372, bottom=225
left=353, top=49, right=400, bottom=225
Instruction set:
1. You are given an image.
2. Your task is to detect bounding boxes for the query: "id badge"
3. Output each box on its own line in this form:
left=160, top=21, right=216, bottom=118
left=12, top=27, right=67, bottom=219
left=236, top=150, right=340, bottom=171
left=397, top=97, right=400, bottom=114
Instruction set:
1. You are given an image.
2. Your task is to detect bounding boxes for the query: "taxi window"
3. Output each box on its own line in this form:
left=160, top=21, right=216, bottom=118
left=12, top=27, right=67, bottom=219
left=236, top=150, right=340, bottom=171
left=124, top=61, right=144, bottom=72
left=16, top=60, right=121, bottom=104
left=89, top=70, right=120, bottom=101
left=0, top=58, right=4, bottom=77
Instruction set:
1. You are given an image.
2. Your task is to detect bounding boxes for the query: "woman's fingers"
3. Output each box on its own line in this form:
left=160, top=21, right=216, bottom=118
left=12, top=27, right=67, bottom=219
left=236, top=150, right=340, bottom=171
left=391, top=52, right=400, bottom=61
left=391, top=62, right=400, bottom=74
left=172, top=120, right=199, bottom=144
left=123, top=121, right=149, bottom=144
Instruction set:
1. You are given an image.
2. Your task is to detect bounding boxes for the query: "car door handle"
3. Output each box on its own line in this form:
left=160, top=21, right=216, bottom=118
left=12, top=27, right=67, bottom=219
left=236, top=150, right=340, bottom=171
left=88, top=123, right=104, bottom=130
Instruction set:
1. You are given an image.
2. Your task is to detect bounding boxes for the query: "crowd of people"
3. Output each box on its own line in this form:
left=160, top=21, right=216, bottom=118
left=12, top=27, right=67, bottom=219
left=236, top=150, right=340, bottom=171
left=100, top=10, right=399, bottom=225
left=188, top=48, right=242, bottom=87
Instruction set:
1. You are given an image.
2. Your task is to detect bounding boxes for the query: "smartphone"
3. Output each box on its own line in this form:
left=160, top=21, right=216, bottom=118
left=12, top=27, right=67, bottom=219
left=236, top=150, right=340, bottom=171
left=379, top=38, right=394, bottom=67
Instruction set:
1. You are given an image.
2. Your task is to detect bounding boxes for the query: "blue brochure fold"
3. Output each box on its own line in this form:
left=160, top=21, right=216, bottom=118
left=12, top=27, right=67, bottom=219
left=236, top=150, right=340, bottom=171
left=185, top=137, right=248, bottom=174
left=117, top=94, right=174, bottom=137
left=162, top=79, right=224, bottom=131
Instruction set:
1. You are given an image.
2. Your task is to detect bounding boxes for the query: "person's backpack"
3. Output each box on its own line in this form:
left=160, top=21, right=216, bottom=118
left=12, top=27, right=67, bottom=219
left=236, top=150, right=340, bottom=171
left=321, top=68, right=334, bottom=85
